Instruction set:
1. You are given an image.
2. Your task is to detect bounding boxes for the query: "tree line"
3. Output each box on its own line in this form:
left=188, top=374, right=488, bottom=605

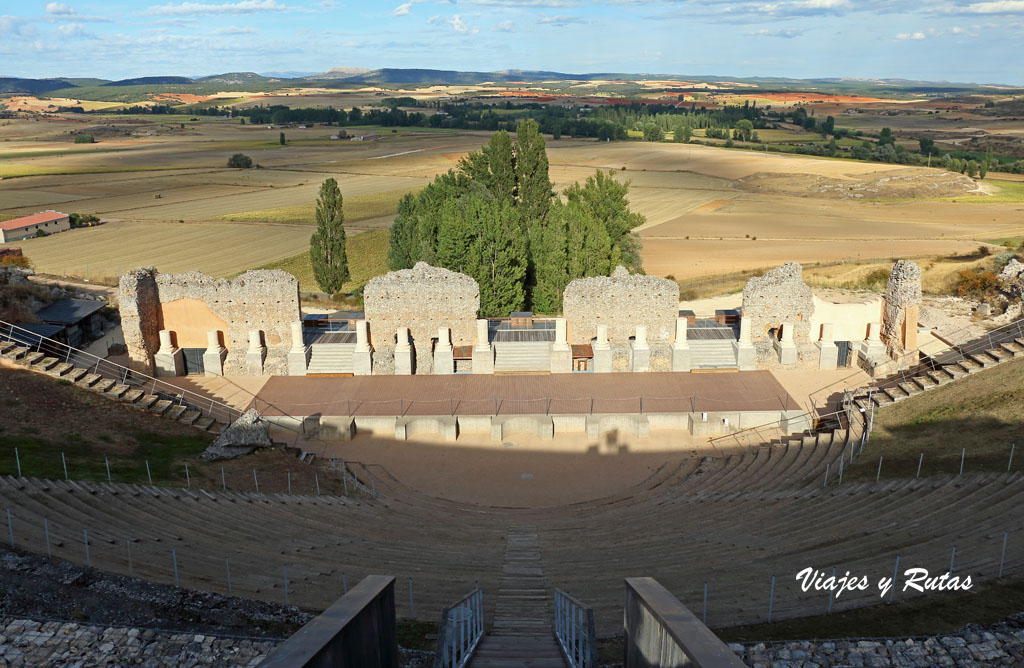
left=386, top=119, right=644, bottom=316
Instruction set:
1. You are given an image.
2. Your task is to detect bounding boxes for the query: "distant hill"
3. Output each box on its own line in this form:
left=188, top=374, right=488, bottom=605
left=102, top=76, right=194, bottom=87
left=314, top=68, right=659, bottom=85
left=0, top=77, right=77, bottom=94
left=58, top=78, right=111, bottom=87
left=197, top=72, right=285, bottom=84
left=306, top=67, right=373, bottom=80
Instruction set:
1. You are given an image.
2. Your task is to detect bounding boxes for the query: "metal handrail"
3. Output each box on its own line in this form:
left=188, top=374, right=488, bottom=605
left=707, top=406, right=850, bottom=448
left=0, top=318, right=296, bottom=433
left=554, top=589, right=598, bottom=668
left=433, top=587, right=483, bottom=668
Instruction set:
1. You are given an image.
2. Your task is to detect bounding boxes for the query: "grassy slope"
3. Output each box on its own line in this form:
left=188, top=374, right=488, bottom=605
left=845, top=357, right=1024, bottom=481
left=247, top=228, right=390, bottom=294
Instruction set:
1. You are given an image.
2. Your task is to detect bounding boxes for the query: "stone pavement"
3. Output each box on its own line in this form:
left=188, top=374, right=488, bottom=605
left=728, top=626, right=1024, bottom=667
left=0, top=618, right=278, bottom=667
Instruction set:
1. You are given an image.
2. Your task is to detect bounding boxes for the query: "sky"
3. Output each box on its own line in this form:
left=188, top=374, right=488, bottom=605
left=1, top=0, right=1023, bottom=84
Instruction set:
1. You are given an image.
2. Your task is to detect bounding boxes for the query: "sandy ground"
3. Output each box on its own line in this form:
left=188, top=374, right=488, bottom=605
left=309, top=431, right=728, bottom=507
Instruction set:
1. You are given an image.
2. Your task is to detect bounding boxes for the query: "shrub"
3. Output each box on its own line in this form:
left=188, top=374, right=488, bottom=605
left=0, top=255, right=31, bottom=269
left=953, top=269, right=999, bottom=297
left=74, top=133, right=94, bottom=144
left=34, top=229, right=48, bottom=238
left=227, top=153, right=253, bottom=168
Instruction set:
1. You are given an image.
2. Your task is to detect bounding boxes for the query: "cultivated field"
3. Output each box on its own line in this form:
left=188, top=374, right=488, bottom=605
left=2, top=115, right=1023, bottom=291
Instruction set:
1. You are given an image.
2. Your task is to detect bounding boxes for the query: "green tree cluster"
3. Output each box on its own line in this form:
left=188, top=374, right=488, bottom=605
left=226, top=153, right=252, bottom=168
left=387, top=120, right=645, bottom=315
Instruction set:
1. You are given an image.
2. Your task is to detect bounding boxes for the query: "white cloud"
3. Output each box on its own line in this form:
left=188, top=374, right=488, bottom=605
left=747, top=27, right=805, bottom=37
left=57, top=22, right=94, bottom=38
left=895, top=31, right=926, bottom=39
left=537, top=14, right=585, bottom=25
left=491, top=19, right=515, bottom=31
left=392, top=2, right=414, bottom=15
left=449, top=14, right=479, bottom=33
left=467, top=0, right=580, bottom=6
left=0, top=15, right=29, bottom=35
left=959, top=0, right=1024, bottom=13
left=46, top=3, right=77, bottom=15
left=144, top=0, right=300, bottom=16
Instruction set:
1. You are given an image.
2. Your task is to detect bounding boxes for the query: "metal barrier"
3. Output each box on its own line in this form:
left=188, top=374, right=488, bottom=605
left=433, top=587, right=483, bottom=668
left=554, top=589, right=598, bottom=668
left=257, top=574, right=398, bottom=668
left=624, top=577, right=744, bottom=668
left=0, top=318, right=299, bottom=435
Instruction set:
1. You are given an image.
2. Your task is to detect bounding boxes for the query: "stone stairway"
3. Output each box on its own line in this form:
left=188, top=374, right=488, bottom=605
left=0, top=337, right=224, bottom=434
left=855, top=336, right=1024, bottom=410
left=494, top=342, right=553, bottom=374
left=688, top=339, right=738, bottom=369
left=307, top=342, right=356, bottom=375
left=468, top=526, right=566, bottom=668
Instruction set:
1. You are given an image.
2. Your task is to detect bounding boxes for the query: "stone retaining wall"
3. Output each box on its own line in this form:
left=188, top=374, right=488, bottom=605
left=118, top=268, right=300, bottom=375
left=742, top=262, right=815, bottom=343
left=363, top=262, right=480, bottom=374
left=563, top=266, right=679, bottom=346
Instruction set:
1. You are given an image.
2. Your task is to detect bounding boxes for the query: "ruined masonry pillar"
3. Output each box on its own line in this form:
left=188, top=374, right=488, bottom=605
left=593, top=324, right=612, bottom=374
left=245, top=329, right=266, bottom=375
left=352, top=320, right=373, bottom=376
left=433, top=326, right=454, bottom=375
left=202, top=330, right=225, bottom=377
left=550, top=317, right=571, bottom=374
left=816, top=322, right=839, bottom=371
left=775, top=321, right=798, bottom=365
left=287, top=321, right=309, bottom=377
left=630, top=325, right=651, bottom=373
left=154, top=329, right=183, bottom=377
left=394, top=327, right=414, bottom=375
left=733, top=316, right=755, bottom=371
left=472, top=318, right=494, bottom=375
left=671, top=317, right=691, bottom=372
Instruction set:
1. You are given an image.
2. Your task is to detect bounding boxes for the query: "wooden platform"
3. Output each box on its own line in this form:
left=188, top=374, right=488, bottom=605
left=254, top=370, right=797, bottom=417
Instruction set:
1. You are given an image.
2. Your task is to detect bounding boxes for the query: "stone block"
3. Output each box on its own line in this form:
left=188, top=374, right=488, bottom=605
left=245, top=349, right=266, bottom=375
left=287, top=348, right=310, bottom=376
left=630, top=342, right=651, bottom=372
left=472, top=346, right=494, bottom=375
left=734, top=342, right=756, bottom=371
left=671, top=343, right=691, bottom=372
left=774, top=339, right=798, bottom=365
left=154, top=349, right=183, bottom=377
left=550, top=347, right=572, bottom=374
left=353, top=349, right=373, bottom=376
left=816, top=341, right=839, bottom=371
left=433, top=346, right=454, bottom=375
left=394, top=346, right=414, bottom=375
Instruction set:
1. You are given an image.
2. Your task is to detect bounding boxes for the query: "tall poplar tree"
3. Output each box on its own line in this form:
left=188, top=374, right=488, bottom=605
left=309, top=178, right=349, bottom=294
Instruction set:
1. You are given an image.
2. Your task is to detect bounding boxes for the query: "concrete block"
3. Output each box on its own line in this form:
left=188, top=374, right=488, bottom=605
left=774, top=339, right=797, bottom=366
left=781, top=410, right=813, bottom=435
left=629, top=342, right=651, bottom=373
left=550, top=347, right=572, bottom=374
left=734, top=342, right=756, bottom=371
left=353, top=349, right=373, bottom=376
left=154, top=349, right=183, bottom=377
left=472, top=346, right=494, bottom=375
left=319, top=416, right=356, bottom=440
left=816, top=341, right=839, bottom=371
left=586, top=414, right=650, bottom=439
left=457, top=415, right=492, bottom=433
left=593, top=346, right=613, bottom=373
left=670, top=344, right=691, bottom=372
left=394, top=347, right=414, bottom=375
left=490, top=415, right=554, bottom=441
left=203, top=348, right=226, bottom=377
left=245, top=349, right=266, bottom=375
left=287, top=348, right=310, bottom=376
left=397, top=416, right=458, bottom=441
left=647, top=413, right=689, bottom=431
left=433, top=327, right=454, bottom=375
left=552, top=414, right=587, bottom=434
left=353, top=416, right=397, bottom=435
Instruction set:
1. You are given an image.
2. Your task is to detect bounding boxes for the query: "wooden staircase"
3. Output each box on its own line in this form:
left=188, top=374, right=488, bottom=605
left=469, top=526, right=567, bottom=668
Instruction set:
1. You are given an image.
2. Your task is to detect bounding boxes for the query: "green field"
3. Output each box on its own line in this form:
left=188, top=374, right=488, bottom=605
left=248, top=229, right=390, bottom=294
left=214, top=187, right=418, bottom=225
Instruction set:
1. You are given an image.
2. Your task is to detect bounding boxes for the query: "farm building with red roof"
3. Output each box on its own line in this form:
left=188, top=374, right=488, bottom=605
left=0, top=210, right=70, bottom=243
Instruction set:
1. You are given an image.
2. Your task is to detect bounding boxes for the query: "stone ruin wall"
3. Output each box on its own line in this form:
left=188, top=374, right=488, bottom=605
left=881, top=260, right=922, bottom=363
left=119, top=268, right=300, bottom=375
left=563, top=267, right=680, bottom=372
left=742, top=263, right=816, bottom=343
left=118, top=268, right=160, bottom=373
left=362, top=262, right=480, bottom=375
